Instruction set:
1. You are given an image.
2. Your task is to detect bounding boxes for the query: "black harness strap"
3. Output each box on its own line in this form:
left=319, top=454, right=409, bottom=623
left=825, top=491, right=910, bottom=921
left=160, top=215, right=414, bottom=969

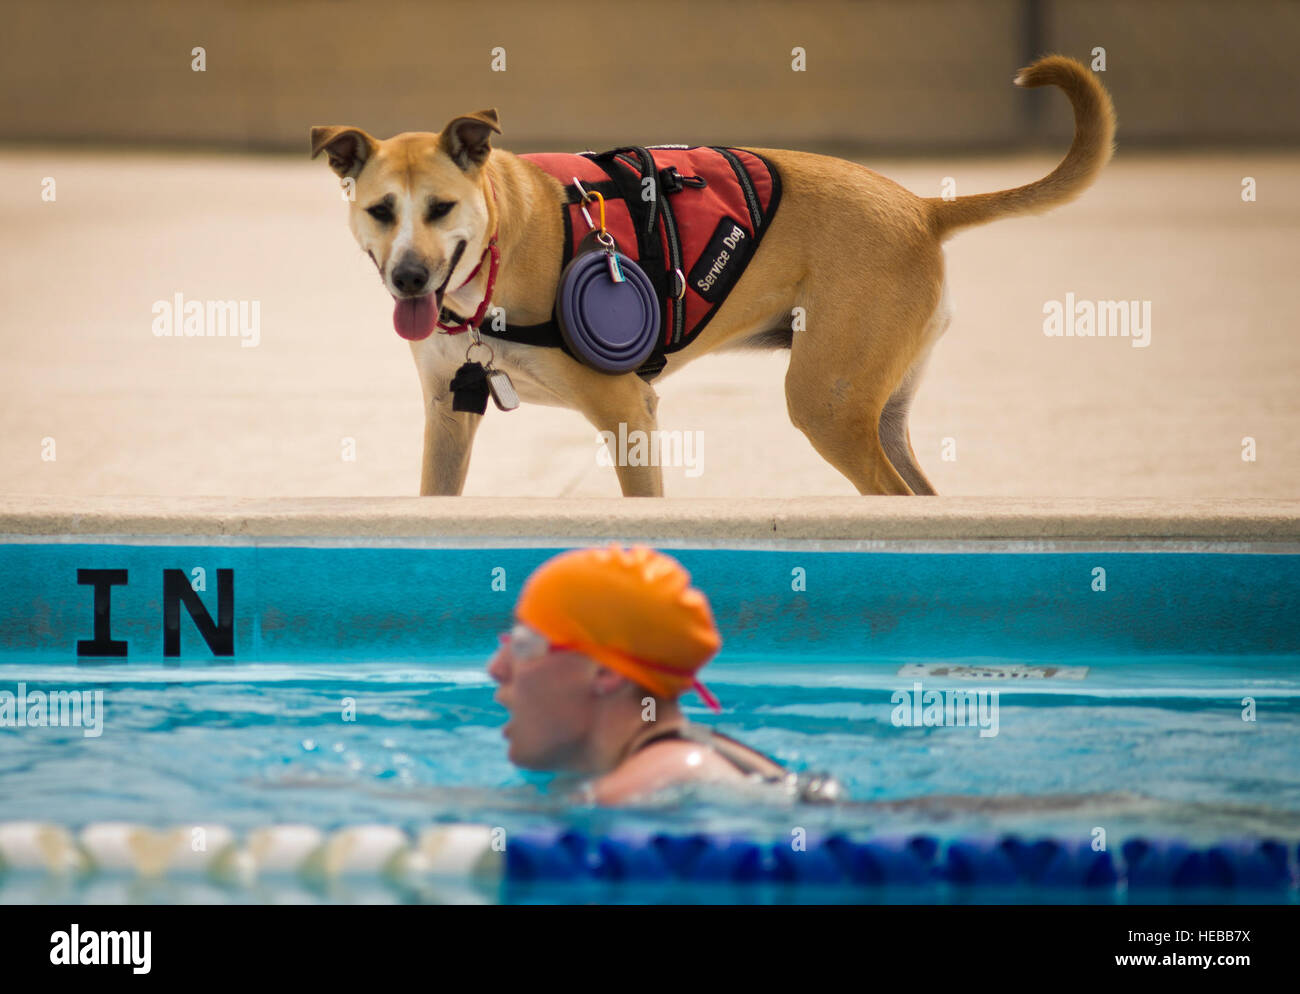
left=446, top=153, right=670, bottom=382
left=712, top=147, right=763, bottom=232
left=589, top=147, right=668, bottom=319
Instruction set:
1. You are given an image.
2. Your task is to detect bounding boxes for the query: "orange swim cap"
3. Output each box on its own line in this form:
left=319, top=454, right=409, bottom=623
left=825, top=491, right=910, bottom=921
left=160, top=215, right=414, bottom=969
left=514, top=544, right=723, bottom=711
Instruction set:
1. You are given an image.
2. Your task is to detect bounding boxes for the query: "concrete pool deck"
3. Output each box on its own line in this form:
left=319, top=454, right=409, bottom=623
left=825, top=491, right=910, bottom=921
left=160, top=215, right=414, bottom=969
left=1, top=148, right=1298, bottom=506
left=2, top=495, right=1298, bottom=544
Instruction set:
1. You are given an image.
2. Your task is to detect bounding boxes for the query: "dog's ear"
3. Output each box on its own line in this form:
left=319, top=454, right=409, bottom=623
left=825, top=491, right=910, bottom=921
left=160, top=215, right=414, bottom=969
left=310, top=126, right=378, bottom=178
left=438, top=110, right=501, bottom=171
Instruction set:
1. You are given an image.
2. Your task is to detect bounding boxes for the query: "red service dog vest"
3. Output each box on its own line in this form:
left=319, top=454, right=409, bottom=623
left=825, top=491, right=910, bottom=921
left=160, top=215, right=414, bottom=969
left=441, top=146, right=782, bottom=381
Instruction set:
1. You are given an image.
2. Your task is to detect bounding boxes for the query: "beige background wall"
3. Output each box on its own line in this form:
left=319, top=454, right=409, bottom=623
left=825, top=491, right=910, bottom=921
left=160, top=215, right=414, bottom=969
left=2, top=0, right=1297, bottom=152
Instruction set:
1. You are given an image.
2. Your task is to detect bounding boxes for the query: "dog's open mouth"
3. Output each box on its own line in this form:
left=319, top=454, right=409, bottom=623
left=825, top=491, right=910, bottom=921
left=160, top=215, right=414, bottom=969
left=391, top=240, right=467, bottom=341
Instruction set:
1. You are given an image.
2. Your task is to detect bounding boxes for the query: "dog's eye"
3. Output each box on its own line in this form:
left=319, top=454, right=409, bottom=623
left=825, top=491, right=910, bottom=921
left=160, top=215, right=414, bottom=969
left=426, top=200, right=456, bottom=223
left=366, top=203, right=395, bottom=224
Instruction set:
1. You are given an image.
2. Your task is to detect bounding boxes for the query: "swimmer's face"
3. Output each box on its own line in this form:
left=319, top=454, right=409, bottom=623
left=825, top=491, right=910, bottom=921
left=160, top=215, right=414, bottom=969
left=487, top=623, right=599, bottom=772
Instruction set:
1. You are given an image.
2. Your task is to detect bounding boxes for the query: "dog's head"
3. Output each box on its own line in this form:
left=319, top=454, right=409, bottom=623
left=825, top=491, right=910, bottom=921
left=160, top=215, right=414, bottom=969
left=310, top=109, right=501, bottom=341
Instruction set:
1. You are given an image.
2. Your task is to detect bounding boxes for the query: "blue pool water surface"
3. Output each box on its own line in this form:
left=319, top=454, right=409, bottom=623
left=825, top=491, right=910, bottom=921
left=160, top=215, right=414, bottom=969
left=2, top=655, right=1298, bottom=900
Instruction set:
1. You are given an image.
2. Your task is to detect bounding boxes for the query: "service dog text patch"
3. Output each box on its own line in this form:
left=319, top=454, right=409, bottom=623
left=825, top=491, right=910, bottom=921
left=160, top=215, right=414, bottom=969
left=688, top=216, right=751, bottom=304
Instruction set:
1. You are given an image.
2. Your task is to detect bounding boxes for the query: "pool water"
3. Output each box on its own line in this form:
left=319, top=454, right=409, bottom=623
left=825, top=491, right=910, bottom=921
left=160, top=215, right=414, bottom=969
left=2, top=654, right=1298, bottom=903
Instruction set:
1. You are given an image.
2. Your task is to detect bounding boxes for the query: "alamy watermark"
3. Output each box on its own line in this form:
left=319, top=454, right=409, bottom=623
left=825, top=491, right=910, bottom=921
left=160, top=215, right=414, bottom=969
left=151, top=292, right=261, bottom=347
left=890, top=680, right=999, bottom=738
left=0, top=683, right=104, bottom=738
left=1043, top=292, right=1151, bottom=348
left=596, top=423, right=704, bottom=478
left=50, top=925, right=150, bottom=974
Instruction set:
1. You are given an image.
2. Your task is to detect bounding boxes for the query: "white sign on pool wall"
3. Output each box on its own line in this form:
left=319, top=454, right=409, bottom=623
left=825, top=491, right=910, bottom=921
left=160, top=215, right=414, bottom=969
left=0, top=684, right=104, bottom=737
left=898, top=663, right=1089, bottom=680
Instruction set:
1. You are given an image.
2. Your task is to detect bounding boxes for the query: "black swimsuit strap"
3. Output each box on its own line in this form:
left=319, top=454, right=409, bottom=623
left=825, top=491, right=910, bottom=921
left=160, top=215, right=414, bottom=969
left=631, top=726, right=690, bottom=750
left=628, top=725, right=842, bottom=804
left=704, top=730, right=787, bottom=780
left=632, top=726, right=783, bottom=781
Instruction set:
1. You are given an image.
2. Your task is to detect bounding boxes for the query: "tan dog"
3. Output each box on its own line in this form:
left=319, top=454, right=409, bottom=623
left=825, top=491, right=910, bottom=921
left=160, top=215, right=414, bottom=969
left=311, top=55, right=1114, bottom=497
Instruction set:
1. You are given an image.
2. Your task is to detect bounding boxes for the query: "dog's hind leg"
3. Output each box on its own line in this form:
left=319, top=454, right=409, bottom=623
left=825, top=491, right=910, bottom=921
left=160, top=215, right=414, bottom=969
left=784, top=349, right=915, bottom=495
left=784, top=278, right=942, bottom=496
left=879, top=276, right=952, bottom=495
left=879, top=359, right=936, bottom=496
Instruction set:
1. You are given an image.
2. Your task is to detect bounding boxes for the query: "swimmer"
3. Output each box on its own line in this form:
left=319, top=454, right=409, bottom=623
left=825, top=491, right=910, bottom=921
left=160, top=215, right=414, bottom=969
left=488, top=544, right=842, bottom=806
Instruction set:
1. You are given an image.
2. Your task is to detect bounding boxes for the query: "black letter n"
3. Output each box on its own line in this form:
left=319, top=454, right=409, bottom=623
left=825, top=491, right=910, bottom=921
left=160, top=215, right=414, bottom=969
left=163, top=568, right=234, bottom=657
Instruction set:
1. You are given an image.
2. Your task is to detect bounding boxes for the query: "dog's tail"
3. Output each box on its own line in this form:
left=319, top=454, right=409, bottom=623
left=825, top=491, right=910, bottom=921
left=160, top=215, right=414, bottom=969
left=925, top=55, right=1115, bottom=239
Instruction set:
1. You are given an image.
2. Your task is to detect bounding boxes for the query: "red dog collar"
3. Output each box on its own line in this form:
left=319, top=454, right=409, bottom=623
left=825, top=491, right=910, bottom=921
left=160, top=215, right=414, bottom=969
left=436, top=178, right=500, bottom=335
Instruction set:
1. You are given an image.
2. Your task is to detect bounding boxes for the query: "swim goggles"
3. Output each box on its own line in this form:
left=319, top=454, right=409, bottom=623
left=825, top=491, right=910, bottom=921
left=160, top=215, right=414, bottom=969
left=498, top=622, right=564, bottom=663
left=497, top=621, right=722, bottom=712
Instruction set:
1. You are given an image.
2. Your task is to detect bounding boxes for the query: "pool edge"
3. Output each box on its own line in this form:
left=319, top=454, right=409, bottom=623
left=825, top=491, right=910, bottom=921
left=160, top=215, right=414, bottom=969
left=2, top=496, right=1299, bottom=542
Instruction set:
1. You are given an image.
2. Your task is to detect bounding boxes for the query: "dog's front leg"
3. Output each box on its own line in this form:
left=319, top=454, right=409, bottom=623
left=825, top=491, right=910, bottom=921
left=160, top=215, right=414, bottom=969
left=577, top=373, right=664, bottom=497
left=607, top=437, right=663, bottom=497
left=418, top=393, right=482, bottom=496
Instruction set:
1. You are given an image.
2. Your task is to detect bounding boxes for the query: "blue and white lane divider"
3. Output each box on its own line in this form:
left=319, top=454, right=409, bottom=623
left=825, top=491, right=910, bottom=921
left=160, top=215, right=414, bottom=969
left=0, top=823, right=502, bottom=885
left=1, top=823, right=1296, bottom=891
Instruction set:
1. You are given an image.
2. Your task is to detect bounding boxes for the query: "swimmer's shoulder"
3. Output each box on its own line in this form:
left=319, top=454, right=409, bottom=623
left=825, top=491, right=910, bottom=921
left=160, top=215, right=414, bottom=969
left=585, top=737, right=747, bottom=806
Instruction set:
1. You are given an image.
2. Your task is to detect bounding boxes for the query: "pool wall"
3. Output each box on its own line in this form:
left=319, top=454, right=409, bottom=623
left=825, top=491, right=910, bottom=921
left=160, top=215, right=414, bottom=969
left=2, top=497, right=1298, bottom=664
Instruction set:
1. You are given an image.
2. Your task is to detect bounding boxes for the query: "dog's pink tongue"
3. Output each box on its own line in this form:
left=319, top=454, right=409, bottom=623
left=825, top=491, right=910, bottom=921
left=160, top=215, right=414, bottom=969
left=393, top=295, right=438, bottom=341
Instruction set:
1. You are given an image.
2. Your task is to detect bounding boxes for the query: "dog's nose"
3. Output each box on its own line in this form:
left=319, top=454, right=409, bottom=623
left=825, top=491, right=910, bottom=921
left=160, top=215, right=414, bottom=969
left=391, top=262, right=429, bottom=295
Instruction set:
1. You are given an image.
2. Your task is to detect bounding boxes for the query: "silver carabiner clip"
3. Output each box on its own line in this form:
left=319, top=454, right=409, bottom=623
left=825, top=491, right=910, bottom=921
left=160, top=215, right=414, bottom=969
left=573, top=177, right=596, bottom=230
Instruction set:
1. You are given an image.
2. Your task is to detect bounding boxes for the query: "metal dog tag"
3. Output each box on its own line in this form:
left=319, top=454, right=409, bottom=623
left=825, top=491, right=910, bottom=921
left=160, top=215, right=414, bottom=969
left=486, top=368, right=519, bottom=411
left=605, top=247, right=625, bottom=283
